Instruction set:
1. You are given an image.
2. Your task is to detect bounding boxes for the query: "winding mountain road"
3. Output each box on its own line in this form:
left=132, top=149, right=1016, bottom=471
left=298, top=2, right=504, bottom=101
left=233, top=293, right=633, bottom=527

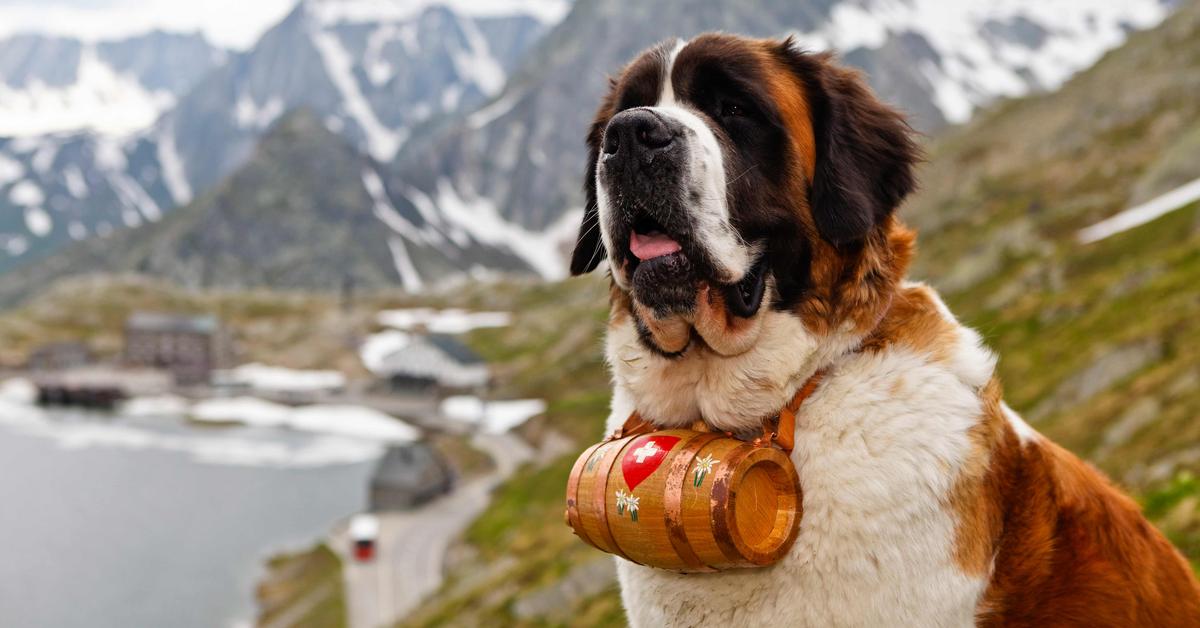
left=337, top=431, right=533, bottom=628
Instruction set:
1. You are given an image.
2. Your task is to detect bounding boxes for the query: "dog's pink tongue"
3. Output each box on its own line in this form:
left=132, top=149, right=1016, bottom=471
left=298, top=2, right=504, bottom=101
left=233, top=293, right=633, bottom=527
left=630, top=231, right=681, bottom=260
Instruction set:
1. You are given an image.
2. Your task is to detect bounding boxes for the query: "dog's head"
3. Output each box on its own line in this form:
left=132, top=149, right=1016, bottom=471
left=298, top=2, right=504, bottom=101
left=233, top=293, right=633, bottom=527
left=571, top=34, right=919, bottom=360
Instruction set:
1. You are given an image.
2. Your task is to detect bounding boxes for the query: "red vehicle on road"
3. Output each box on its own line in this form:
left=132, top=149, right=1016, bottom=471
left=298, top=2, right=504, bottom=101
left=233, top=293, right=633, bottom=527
left=350, top=514, right=379, bottom=562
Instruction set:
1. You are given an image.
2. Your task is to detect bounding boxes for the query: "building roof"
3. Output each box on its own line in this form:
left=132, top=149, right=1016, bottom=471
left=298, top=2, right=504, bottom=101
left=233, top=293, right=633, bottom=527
left=126, top=312, right=219, bottom=334
left=424, top=334, right=484, bottom=365
left=371, top=334, right=490, bottom=388
left=370, top=443, right=452, bottom=490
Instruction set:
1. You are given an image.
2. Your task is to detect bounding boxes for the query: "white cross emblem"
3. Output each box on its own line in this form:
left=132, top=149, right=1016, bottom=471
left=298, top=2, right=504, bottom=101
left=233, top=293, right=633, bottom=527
left=632, top=441, right=661, bottom=464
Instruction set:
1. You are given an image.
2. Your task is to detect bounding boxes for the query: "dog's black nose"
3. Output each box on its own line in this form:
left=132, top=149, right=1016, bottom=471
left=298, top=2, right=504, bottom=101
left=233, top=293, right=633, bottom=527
left=603, top=109, right=673, bottom=156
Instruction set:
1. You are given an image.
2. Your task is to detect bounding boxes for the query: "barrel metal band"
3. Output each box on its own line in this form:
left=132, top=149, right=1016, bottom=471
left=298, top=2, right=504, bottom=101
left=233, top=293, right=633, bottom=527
left=662, top=432, right=721, bottom=572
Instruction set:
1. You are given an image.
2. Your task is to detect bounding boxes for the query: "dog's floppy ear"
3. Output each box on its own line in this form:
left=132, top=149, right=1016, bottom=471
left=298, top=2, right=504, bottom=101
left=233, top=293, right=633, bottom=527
left=569, top=83, right=619, bottom=276
left=782, top=42, right=919, bottom=245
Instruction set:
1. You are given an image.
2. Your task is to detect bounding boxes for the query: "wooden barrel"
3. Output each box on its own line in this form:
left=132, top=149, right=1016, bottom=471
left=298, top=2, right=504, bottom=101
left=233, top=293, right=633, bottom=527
left=565, top=429, right=802, bottom=572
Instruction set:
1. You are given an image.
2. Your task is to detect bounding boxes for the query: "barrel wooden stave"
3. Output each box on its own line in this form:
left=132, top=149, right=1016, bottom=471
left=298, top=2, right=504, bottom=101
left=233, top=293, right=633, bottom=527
left=575, top=439, right=628, bottom=558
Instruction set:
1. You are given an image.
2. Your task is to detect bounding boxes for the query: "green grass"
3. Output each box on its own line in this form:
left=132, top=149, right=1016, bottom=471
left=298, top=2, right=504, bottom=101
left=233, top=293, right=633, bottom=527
left=464, top=455, right=578, bottom=559
left=1142, top=472, right=1200, bottom=572
left=256, top=543, right=347, bottom=628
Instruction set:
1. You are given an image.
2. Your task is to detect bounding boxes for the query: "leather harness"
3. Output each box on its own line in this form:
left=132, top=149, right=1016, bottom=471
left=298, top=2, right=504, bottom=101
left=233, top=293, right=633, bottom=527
left=607, top=369, right=827, bottom=455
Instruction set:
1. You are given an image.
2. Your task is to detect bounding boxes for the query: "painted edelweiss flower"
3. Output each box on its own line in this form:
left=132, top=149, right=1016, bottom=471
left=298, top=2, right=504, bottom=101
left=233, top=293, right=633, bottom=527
left=693, top=453, right=719, bottom=487
left=626, top=495, right=640, bottom=522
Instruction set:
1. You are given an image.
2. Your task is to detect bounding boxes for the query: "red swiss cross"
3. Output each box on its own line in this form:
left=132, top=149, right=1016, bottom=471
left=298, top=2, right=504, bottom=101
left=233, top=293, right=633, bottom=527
left=621, top=435, right=679, bottom=491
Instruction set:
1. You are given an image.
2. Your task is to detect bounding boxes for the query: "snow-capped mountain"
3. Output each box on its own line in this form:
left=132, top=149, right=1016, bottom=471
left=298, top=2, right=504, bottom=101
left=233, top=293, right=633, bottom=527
left=161, top=0, right=564, bottom=197
left=0, top=31, right=226, bottom=273
left=805, top=0, right=1171, bottom=125
left=0, top=0, right=564, bottom=275
left=0, top=0, right=1180, bottom=294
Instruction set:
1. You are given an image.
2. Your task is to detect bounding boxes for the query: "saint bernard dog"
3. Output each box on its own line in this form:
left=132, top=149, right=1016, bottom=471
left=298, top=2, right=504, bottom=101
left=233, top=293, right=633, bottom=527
left=568, top=34, right=1200, bottom=627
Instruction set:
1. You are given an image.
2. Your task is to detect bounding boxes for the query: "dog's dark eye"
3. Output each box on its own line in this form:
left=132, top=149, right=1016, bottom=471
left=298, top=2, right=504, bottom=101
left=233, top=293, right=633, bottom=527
left=720, top=101, right=744, bottom=118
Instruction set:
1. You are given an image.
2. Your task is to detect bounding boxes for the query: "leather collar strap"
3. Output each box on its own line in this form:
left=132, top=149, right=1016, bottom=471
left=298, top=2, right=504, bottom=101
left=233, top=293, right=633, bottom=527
left=611, top=369, right=826, bottom=454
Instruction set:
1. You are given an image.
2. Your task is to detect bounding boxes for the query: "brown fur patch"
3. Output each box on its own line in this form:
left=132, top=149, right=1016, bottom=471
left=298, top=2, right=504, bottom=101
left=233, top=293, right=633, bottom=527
left=753, top=41, right=912, bottom=341
left=941, top=379, right=1200, bottom=625
left=976, top=435, right=1200, bottom=626
left=760, top=43, right=817, bottom=182
left=608, top=282, right=632, bottom=328
left=632, top=300, right=692, bottom=354
left=795, top=216, right=916, bottom=337
left=950, top=378, right=1010, bottom=577
left=861, top=281, right=958, bottom=361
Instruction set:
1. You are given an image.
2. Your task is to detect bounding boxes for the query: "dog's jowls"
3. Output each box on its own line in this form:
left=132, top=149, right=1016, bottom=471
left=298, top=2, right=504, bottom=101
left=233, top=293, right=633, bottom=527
left=568, top=33, right=1200, bottom=627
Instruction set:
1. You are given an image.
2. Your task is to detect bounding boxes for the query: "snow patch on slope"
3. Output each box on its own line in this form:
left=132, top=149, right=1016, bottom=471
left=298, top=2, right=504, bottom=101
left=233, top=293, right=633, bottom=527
left=0, top=153, right=23, bottom=186
left=362, top=168, right=437, bottom=244
left=0, top=45, right=174, bottom=137
left=451, top=13, right=506, bottom=96
left=467, top=90, right=523, bottom=130
left=107, top=169, right=162, bottom=223
left=310, top=24, right=404, bottom=160
left=440, top=396, right=546, bottom=434
left=24, top=206, right=52, bottom=237
left=221, top=363, right=347, bottom=394
left=9, top=180, right=44, bottom=206
left=3, top=236, right=28, bottom=256
left=192, top=396, right=420, bottom=443
left=306, top=0, right=571, bottom=26
left=376, top=307, right=511, bottom=334
left=63, top=166, right=88, bottom=199
left=1078, top=176, right=1200, bottom=244
left=792, top=0, right=1169, bottom=123
left=235, top=94, right=286, bottom=130
left=157, top=122, right=192, bottom=204
left=386, top=237, right=425, bottom=292
left=433, top=179, right=572, bottom=279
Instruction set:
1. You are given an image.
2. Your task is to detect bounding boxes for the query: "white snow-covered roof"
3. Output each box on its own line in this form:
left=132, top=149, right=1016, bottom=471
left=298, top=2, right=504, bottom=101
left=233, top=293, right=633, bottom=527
left=368, top=335, right=490, bottom=388
left=220, top=363, right=346, bottom=394
left=439, top=395, right=545, bottom=434
left=360, top=329, right=412, bottom=373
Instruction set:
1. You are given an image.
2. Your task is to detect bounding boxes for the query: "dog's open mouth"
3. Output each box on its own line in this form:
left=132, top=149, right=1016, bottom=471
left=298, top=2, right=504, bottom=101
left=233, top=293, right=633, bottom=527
left=630, top=214, right=681, bottom=261
left=627, top=212, right=766, bottom=319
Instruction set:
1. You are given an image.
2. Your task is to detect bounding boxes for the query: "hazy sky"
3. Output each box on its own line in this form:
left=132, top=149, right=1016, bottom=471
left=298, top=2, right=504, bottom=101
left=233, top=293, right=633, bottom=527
left=0, top=0, right=298, bottom=49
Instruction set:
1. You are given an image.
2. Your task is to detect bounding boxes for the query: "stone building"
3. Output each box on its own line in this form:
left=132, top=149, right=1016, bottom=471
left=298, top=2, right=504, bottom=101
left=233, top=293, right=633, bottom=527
left=124, top=312, right=228, bottom=385
left=369, top=443, right=455, bottom=511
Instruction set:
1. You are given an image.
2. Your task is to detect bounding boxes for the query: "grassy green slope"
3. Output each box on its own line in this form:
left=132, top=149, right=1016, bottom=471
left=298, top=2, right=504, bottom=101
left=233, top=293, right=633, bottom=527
left=256, top=543, right=347, bottom=628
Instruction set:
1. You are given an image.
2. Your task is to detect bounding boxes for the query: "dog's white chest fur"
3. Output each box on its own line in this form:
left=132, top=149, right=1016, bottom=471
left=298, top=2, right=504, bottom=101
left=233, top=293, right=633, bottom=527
left=606, top=305, right=996, bottom=627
